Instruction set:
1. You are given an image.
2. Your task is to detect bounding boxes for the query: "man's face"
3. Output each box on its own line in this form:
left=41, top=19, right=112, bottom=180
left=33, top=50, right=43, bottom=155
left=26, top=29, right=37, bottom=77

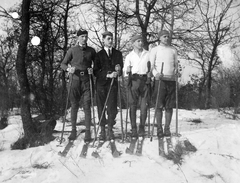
left=103, top=35, right=113, bottom=48
left=78, top=34, right=88, bottom=46
left=159, top=34, right=169, bottom=45
left=133, top=39, right=143, bottom=49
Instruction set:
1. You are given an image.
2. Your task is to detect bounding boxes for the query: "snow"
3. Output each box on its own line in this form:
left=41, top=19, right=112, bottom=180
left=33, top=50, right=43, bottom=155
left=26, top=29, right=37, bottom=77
left=1, top=108, right=240, bottom=183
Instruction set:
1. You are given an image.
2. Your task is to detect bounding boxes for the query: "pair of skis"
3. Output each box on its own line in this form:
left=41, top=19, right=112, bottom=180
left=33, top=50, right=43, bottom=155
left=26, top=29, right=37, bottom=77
left=58, top=129, right=84, bottom=157
left=91, top=139, right=121, bottom=158
left=125, top=137, right=144, bottom=156
left=158, top=136, right=176, bottom=159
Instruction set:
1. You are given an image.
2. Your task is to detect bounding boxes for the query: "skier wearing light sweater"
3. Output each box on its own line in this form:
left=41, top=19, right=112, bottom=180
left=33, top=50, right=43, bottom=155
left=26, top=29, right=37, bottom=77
left=150, top=30, right=178, bottom=137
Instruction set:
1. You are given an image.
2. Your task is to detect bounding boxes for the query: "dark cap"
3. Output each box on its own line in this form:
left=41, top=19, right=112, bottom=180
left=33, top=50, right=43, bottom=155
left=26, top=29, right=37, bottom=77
left=102, top=31, right=113, bottom=37
left=158, top=30, right=169, bottom=38
left=77, top=29, right=88, bottom=36
left=131, top=35, right=142, bottom=43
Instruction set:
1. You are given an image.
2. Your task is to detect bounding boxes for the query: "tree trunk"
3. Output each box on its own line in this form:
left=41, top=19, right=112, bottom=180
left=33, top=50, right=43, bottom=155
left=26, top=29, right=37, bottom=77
left=205, top=68, right=212, bottom=109
left=16, top=0, right=36, bottom=137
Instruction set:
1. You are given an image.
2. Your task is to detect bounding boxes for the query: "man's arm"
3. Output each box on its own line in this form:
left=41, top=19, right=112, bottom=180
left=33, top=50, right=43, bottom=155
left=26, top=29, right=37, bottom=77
left=149, top=47, right=157, bottom=77
left=61, top=49, right=72, bottom=71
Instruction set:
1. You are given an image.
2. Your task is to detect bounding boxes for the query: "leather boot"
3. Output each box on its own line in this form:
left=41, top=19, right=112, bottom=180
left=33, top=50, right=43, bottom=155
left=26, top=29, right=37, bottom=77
left=130, top=106, right=137, bottom=137
left=164, top=108, right=173, bottom=137
left=99, top=126, right=106, bottom=141
left=156, top=108, right=164, bottom=138
left=108, top=125, right=114, bottom=140
left=68, top=129, right=76, bottom=140
left=138, top=125, right=145, bottom=137
left=84, top=130, right=91, bottom=142
left=138, top=103, right=147, bottom=137
left=68, top=103, right=78, bottom=140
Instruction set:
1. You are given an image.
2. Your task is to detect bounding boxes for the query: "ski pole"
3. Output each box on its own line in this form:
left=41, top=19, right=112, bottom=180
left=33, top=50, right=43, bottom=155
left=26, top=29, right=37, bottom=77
left=89, top=70, right=97, bottom=139
left=124, top=66, right=132, bottom=141
left=59, top=74, right=73, bottom=144
left=150, top=62, right=164, bottom=142
left=175, top=61, right=179, bottom=136
left=116, top=65, right=124, bottom=142
left=124, top=79, right=129, bottom=141
left=92, top=77, right=115, bottom=146
left=146, top=61, right=151, bottom=138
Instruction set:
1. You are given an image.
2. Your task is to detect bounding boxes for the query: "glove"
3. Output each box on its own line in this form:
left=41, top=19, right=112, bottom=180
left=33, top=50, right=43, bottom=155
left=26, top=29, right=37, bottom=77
left=155, top=73, right=163, bottom=80
left=66, top=66, right=75, bottom=74
left=107, top=71, right=118, bottom=78
left=88, top=68, right=93, bottom=75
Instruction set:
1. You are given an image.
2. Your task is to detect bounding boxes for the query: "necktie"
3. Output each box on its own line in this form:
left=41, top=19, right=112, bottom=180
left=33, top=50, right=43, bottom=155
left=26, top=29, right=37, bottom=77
left=108, top=49, right=111, bottom=57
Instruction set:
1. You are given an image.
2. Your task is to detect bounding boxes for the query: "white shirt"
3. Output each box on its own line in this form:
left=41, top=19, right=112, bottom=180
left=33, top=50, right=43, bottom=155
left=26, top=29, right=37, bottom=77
left=150, top=44, right=177, bottom=78
left=123, top=49, right=150, bottom=76
left=104, top=47, right=112, bottom=56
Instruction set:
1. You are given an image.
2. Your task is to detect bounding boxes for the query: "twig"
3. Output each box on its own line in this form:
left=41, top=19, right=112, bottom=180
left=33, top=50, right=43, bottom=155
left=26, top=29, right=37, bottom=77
left=58, top=159, right=78, bottom=178
left=69, top=155, right=86, bottom=176
left=210, top=152, right=240, bottom=161
left=2, top=171, right=21, bottom=182
left=176, top=163, right=189, bottom=183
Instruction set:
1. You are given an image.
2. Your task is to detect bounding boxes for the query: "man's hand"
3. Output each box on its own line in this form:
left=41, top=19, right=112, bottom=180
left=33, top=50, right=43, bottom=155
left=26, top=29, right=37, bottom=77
left=66, top=66, right=75, bottom=74
left=155, top=72, right=163, bottom=80
left=147, top=72, right=152, bottom=78
left=107, top=71, right=118, bottom=78
left=115, top=64, right=121, bottom=72
left=88, top=68, right=93, bottom=75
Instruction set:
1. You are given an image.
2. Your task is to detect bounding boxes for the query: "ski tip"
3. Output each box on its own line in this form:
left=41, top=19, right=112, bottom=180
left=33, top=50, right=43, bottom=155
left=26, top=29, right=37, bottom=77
left=125, top=148, right=133, bottom=155
left=91, top=151, right=100, bottom=158
left=58, top=151, right=66, bottom=157
left=135, top=152, right=142, bottom=156
left=113, top=150, right=121, bottom=158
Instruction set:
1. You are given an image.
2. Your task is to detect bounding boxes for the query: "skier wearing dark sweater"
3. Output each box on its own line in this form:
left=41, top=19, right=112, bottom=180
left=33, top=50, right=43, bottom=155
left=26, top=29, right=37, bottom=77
left=61, top=29, right=96, bottom=142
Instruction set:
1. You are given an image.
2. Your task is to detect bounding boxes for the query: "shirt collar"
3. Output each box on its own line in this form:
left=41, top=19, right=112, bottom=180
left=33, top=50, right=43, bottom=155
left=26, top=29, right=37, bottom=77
left=104, top=47, right=112, bottom=52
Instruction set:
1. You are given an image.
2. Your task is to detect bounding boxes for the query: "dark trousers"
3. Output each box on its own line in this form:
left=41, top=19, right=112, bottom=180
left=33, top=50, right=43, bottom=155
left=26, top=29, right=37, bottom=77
left=152, top=80, right=176, bottom=109
left=128, top=75, right=150, bottom=129
left=69, top=76, right=91, bottom=131
left=96, top=80, right=118, bottom=127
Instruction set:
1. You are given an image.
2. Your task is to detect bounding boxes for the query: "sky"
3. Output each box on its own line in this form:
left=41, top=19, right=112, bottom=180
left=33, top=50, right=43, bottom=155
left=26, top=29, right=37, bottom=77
left=0, top=0, right=20, bottom=9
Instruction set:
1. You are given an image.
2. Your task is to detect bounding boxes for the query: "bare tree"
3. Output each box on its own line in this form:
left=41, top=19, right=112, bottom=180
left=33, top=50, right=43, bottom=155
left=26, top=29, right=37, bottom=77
left=15, top=0, right=36, bottom=139
left=196, top=0, right=240, bottom=108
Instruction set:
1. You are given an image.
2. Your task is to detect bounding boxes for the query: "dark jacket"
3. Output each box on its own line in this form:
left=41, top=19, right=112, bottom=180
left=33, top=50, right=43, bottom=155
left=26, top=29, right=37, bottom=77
left=93, top=48, right=123, bottom=86
left=61, top=45, right=96, bottom=80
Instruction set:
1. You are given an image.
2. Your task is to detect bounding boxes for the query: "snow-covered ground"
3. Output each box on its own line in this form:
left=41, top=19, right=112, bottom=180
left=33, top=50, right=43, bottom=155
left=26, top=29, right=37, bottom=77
left=0, top=108, right=240, bottom=183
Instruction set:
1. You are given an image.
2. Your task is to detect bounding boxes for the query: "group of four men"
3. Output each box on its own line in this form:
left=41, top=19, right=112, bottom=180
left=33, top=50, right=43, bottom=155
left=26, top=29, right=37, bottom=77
left=61, top=29, right=178, bottom=143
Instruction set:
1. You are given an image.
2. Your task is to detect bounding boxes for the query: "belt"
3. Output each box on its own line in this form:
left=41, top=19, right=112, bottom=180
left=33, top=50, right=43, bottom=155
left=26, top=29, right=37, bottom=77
left=132, top=74, right=147, bottom=77
left=74, top=70, right=88, bottom=76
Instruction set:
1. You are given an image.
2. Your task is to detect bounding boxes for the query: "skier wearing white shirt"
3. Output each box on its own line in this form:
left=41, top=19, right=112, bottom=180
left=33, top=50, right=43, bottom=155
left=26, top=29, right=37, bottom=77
left=150, top=30, right=178, bottom=137
left=123, top=35, right=151, bottom=137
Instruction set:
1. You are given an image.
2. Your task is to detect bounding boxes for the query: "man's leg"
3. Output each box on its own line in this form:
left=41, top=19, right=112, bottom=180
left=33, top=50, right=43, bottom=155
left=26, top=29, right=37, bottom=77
left=107, top=85, right=118, bottom=140
left=164, top=108, right=173, bottom=136
left=129, top=105, right=137, bottom=137
left=128, top=80, right=139, bottom=138
left=164, top=81, right=175, bottom=137
left=138, top=82, right=148, bottom=137
left=68, top=79, right=80, bottom=140
left=82, top=81, right=91, bottom=142
left=156, top=108, right=164, bottom=137
left=69, top=102, right=78, bottom=140
left=96, top=85, right=108, bottom=141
